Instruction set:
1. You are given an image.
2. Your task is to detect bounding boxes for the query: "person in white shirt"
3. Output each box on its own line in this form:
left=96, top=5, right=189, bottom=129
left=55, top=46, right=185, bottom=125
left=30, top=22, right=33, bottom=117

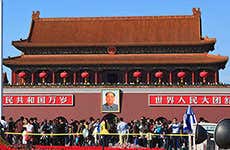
left=0, top=116, right=8, bottom=131
left=22, top=127, right=27, bottom=144
left=0, top=116, right=8, bottom=139
left=23, top=118, right=34, bottom=147
left=92, top=119, right=100, bottom=145
left=169, top=118, right=181, bottom=150
left=117, top=118, right=129, bottom=145
left=25, top=122, right=34, bottom=133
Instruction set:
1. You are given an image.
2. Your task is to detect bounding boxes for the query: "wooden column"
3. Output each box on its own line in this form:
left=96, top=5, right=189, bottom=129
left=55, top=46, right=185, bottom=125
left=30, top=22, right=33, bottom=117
left=52, top=72, right=55, bottom=84
left=94, top=72, right=98, bottom=84
left=12, top=71, right=16, bottom=85
left=31, top=72, right=34, bottom=84
left=192, top=71, right=195, bottom=84
left=147, top=72, right=150, bottom=84
left=125, top=71, right=128, bottom=84
left=214, top=71, right=219, bottom=83
left=169, top=71, right=172, bottom=84
left=73, top=72, right=76, bottom=84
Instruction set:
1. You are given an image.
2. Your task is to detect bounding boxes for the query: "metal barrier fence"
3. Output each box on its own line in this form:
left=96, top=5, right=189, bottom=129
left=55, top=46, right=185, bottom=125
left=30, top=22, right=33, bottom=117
left=5, top=132, right=191, bottom=136
left=3, top=131, right=193, bottom=150
left=4, top=131, right=221, bottom=150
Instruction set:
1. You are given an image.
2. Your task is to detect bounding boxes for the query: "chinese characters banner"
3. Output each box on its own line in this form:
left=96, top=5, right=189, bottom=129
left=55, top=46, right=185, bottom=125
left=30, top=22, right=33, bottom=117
left=148, top=94, right=230, bottom=106
left=3, top=94, right=74, bottom=106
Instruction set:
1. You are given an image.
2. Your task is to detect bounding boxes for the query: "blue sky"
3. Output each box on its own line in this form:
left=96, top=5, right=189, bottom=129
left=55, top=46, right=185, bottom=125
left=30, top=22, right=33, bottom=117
left=2, top=0, right=230, bottom=83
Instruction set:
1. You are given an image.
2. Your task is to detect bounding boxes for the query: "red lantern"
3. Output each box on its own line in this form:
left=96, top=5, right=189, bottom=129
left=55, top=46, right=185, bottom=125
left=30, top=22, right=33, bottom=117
left=177, top=71, right=186, bottom=78
left=81, top=71, right=89, bottom=78
left=199, top=71, right=208, bottom=78
left=155, top=71, right=163, bottom=78
left=60, top=71, right=68, bottom=78
left=200, top=71, right=208, bottom=83
left=155, top=71, right=163, bottom=84
left=39, top=71, right=47, bottom=78
left=18, top=71, right=26, bottom=78
left=177, top=71, right=186, bottom=84
left=39, top=71, right=47, bottom=83
left=18, top=71, right=26, bottom=85
left=60, top=71, right=68, bottom=84
left=133, top=71, right=141, bottom=78
left=133, top=71, right=141, bottom=83
left=81, top=71, right=89, bottom=84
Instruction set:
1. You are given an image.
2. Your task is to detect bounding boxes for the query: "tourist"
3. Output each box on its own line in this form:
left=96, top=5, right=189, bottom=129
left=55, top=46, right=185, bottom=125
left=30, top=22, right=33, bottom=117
left=92, top=119, right=101, bottom=145
left=117, top=118, right=129, bottom=145
left=100, top=119, right=109, bottom=146
left=169, top=118, right=182, bottom=150
left=23, top=118, right=34, bottom=149
left=32, top=117, right=40, bottom=145
left=0, top=116, right=8, bottom=139
left=153, top=120, right=163, bottom=148
left=7, top=117, right=15, bottom=144
left=14, top=116, right=24, bottom=144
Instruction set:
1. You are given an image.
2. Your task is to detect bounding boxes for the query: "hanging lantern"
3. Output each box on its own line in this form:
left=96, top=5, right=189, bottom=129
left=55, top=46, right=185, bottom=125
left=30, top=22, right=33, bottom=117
left=18, top=71, right=26, bottom=84
left=18, top=71, right=26, bottom=78
left=177, top=71, right=186, bottom=83
left=81, top=71, right=89, bottom=84
left=200, top=71, right=208, bottom=83
left=133, top=71, right=141, bottom=83
left=60, top=71, right=68, bottom=84
left=155, top=71, right=163, bottom=84
left=39, top=71, right=47, bottom=83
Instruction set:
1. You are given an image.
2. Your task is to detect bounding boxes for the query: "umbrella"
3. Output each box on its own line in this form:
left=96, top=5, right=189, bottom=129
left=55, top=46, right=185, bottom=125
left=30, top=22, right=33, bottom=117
left=183, top=105, right=197, bottom=133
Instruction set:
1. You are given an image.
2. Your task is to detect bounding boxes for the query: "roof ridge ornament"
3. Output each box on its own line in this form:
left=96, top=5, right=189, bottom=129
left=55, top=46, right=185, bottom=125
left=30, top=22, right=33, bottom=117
left=192, top=8, right=201, bottom=16
left=32, top=11, right=40, bottom=20
left=203, top=36, right=213, bottom=41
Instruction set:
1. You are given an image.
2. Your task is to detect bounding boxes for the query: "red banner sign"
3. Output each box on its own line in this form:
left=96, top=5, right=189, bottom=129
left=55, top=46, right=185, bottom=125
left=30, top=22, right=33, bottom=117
left=3, top=94, right=74, bottom=106
left=148, top=94, right=230, bottom=106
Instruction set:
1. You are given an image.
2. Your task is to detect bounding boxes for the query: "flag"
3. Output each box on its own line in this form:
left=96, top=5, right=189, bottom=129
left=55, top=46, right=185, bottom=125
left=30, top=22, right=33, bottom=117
left=183, top=105, right=197, bottom=133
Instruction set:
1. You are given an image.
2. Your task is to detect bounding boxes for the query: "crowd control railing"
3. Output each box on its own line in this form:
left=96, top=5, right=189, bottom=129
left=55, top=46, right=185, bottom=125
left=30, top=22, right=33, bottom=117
left=3, top=131, right=196, bottom=150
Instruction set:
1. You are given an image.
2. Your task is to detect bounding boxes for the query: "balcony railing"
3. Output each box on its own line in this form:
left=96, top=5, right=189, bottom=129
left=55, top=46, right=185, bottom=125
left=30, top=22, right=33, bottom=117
left=3, top=82, right=230, bottom=88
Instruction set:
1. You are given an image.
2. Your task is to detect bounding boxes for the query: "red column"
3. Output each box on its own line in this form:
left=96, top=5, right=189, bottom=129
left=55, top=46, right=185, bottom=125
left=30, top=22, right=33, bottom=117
left=31, top=72, right=34, bottom=84
left=73, top=72, right=76, bottom=84
left=12, top=71, right=16, bottom=85
left=98, top=72, right=100, bottom=83
left=192, top=72, right=195, bottom=84
left=125, top=71, right=128, bottom=84
left=94, top=72, right=98, bottom=84
left=214, top=71, right=218, bottom=83
left=169, top=71, right=172, bottom=84
left=52, top=72, right=55, bottom=84
left=147, top=72, right=150, bottom=84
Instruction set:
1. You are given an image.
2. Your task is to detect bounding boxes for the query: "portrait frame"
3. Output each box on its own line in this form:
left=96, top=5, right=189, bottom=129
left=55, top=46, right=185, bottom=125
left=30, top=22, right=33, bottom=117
left=101, top=89, right=120, bottom=113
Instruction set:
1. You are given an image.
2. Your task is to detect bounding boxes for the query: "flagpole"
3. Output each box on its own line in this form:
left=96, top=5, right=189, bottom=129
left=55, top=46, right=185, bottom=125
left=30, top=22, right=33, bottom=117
left=183, top=105, right=197, bottom=150
left=192, top=124, right=197, bottom=150
left=189, top=134, right=192, bottom=150
left=193, top=133, right=196, bottom=150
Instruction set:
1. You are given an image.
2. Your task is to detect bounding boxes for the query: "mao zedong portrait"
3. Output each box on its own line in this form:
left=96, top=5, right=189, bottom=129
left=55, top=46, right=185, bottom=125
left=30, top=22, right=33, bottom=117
left=102, top=91, right=119, bottom=112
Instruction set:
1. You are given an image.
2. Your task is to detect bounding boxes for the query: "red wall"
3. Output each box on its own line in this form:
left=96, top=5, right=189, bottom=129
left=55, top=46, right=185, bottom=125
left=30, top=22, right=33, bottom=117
left=3, top=93, right=230, bottom=123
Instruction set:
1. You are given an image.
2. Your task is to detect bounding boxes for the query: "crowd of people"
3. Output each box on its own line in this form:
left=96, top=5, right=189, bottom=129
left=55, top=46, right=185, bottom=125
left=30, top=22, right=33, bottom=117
left=0, top=115, right=208, bottom=150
